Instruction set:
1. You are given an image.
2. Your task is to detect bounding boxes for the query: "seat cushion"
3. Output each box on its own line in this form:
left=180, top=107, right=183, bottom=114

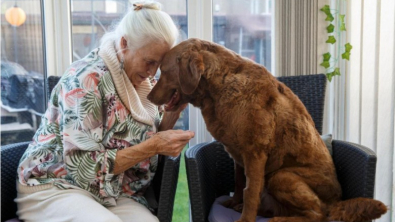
left=209, top=196, right=343, bottom=222
left=208, top=196, right=269, bottom=222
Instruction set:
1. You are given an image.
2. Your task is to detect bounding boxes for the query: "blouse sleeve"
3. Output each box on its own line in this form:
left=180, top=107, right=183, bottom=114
left=59, top=71, right=119, bottom=198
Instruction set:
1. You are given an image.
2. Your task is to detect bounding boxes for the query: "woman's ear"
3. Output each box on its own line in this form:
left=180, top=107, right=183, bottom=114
left=178, top=51, right=203, bottom=95
left=120, top=36, right=128, bottom=50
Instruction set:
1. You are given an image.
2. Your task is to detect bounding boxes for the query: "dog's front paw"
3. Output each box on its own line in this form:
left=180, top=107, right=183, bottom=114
left=221, top=198, right=242, bottom=209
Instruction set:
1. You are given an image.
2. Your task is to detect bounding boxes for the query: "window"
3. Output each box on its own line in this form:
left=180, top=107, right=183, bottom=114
left=1, top=0, right=46, bottom=145
left=213, top=0, right=273, bottom=71
left=70, top=0, right=187, bottom=61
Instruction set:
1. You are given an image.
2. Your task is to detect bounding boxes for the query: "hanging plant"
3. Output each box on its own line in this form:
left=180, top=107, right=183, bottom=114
left=320, top=4, right=352, bottom=82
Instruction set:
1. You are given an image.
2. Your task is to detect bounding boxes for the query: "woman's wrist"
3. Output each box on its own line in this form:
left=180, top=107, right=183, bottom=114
left=113, top=138, right=158, bottom=174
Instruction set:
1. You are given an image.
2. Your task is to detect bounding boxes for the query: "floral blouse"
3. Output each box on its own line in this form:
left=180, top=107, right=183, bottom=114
left=17, top=48, right=161, bottom=209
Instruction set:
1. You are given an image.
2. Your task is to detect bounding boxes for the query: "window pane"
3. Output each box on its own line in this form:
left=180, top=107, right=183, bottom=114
left=70, top=0, right=188, bottom=61
left=213, top=0, right=273, bottom=71
left=70, top=0, right=188, bottom=131
left=1, top=0, right=46, bottom=145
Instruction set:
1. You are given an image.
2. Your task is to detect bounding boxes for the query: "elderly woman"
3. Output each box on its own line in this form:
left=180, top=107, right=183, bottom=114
left=15, top=1, right=194, bottom=222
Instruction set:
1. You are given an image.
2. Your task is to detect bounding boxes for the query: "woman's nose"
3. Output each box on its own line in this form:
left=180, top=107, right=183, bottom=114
left=147, top=69, right=153, bottom=77
left=148, top=66, right=158, bottom=76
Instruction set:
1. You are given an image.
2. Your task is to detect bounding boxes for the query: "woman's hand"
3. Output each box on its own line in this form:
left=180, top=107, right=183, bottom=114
left=114, top=129, right=194, bottom=174
left=151, top=129, right=195, bottom=157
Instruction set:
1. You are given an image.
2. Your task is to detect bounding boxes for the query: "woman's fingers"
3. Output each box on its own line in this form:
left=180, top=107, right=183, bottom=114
left=172, top=130, right=195, bottom=140
left=156, top=130, right=194, bottom=142
left=153, top=130, right=195, bottom=156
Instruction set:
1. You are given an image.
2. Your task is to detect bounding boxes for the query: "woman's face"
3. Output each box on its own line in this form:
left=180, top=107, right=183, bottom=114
left=121, top=38, right=170, bottom=87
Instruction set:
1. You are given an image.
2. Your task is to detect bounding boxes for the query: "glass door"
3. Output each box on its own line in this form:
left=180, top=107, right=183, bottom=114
left=1, top=0, right=46, bottom=145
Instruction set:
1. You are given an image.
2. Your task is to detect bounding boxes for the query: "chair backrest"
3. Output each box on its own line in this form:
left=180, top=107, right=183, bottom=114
left=47, top=76, right=61, bottom=100
left=277, top=74, right=326, bottom=134
left=1, top=142, right=30, bottom=221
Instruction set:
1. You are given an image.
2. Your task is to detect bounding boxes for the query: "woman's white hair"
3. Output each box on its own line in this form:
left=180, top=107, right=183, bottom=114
left=100, top=1, right=179, bottom=51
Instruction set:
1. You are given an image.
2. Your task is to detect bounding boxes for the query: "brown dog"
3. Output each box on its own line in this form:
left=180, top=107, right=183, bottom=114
left=147, top=38, right=387, bottom=222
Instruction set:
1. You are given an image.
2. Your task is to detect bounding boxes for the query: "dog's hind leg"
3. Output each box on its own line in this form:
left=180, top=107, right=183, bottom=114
left=267, top=170, right=327, bottom=222
left=257, top=190, right=289, bottom=218
left=236, top=152, right=268, bottom=222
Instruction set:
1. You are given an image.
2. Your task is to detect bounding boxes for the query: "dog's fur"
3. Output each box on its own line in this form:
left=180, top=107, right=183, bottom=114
left=147, top=38, right=387, bottom=222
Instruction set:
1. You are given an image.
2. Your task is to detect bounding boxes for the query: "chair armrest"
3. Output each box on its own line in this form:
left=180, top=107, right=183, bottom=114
left=1, top=142, right=30, bottom=221
left=156, top=155, right=181, bottom=222
left=332, top=140, right=377, bottom=200
left=185, top=142, right=235, bottom=222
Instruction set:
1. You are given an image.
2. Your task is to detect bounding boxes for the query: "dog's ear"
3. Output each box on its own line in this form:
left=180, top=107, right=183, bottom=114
left=177, top=51, right=203, bottom=95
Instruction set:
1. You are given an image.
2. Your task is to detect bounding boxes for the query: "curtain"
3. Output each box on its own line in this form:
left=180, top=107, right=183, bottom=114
left=274, top=0, right=329, bottom=76
left=345, top=1, right=395, bottom=221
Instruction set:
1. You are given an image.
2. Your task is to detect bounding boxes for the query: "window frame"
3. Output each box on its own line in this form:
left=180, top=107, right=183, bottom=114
left=43, top=0, right=72, bottom=80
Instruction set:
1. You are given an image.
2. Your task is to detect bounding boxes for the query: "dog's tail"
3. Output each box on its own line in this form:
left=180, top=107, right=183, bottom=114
left=328, top=198, right=388, bottom=222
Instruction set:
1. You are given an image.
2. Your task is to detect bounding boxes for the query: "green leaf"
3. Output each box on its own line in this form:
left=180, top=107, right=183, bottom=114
left=333, top=67, right=341, bottom=76
left=323, top=52, right=331, bottom=61
left=320, top=61, right=331, bottom=69
left=80, top=91, right=102, bottom=121
left=340, top=23, right=347, bottom=31
left=339, top=15, right=345, bottom=23
left=326, top=68, right=341, bottom=82
left=326, top=24, right=335, bottom=33
left=342, top=52, right=351, bottom=60
left=340, top=15, right=346, bottom=31
left=326, top=73, right=333, bottom=82
left=326, top=36, right=337, bottom=44
left=320, top=5, right=331, bottom=13
left=342, top=43, right=353, bottom=60
left=320, top=5, right=334, bottom=22
left=327, top=14, right=335, bottom=22
left=344, top=43, right=353, bottom=52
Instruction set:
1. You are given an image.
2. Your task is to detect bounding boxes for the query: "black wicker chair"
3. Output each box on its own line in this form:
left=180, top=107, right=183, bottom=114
left=1, top=76, right=181, bottom=222
left=185, top=74, right=377, bottom=222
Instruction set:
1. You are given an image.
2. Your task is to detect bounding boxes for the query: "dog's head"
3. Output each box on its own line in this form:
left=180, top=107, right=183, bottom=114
left=147, top=38, right=206, bottom=111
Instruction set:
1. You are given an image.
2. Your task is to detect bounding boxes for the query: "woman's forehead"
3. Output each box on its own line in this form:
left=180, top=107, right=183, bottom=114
left=137, top=42, right=170, bottom=59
